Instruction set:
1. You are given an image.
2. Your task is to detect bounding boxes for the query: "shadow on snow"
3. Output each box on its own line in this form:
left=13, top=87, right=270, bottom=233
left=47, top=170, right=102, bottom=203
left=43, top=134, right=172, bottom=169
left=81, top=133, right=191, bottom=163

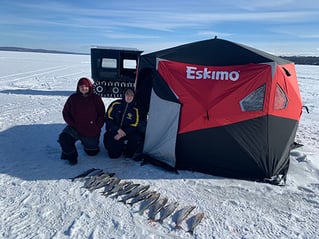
left=0, top=123, right=218, bottom=181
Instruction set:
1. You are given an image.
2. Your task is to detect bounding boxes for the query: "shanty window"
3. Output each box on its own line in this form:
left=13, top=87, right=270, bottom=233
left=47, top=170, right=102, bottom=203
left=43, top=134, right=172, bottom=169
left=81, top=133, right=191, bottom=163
left=274, top=84, right=288, bottom=110
left=240, top=84, right=265, bottom=112
left=123, top=59, right=137, bottom=69
left=101, top=58, right=117, bottom=69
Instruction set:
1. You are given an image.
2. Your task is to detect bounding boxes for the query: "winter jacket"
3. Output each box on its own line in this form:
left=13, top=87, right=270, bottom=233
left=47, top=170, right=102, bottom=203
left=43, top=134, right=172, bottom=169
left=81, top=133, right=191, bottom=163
left=105, top=98, right=139, bottom=136
left=62, top=78, right=105, bottom=138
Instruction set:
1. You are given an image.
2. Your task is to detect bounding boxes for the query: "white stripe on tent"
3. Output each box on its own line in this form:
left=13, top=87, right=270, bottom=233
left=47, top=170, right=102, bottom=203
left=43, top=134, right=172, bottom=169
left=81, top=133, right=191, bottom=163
left=143, top=89, right=181, bottom=168
left=262, top=62, right=276, bottom=78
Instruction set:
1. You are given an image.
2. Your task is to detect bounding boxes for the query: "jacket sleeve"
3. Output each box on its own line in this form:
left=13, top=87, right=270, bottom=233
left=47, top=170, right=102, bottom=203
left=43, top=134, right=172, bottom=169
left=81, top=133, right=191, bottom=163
left=105, top=101, right=120, bottom=132
left=95, top=96, right=106, bottom=129
left=62, top=96, right=76, bottom=127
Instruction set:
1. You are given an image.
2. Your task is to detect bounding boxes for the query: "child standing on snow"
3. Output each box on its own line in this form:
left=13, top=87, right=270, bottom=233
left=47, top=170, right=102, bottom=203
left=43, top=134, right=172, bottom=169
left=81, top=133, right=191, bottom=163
left=58, top=77, right=105, bottom=165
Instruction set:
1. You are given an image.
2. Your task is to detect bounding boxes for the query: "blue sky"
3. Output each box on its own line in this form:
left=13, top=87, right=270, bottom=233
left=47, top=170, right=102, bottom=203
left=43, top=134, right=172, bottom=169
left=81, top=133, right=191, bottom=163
left=0, top=0, right=318, bottom=55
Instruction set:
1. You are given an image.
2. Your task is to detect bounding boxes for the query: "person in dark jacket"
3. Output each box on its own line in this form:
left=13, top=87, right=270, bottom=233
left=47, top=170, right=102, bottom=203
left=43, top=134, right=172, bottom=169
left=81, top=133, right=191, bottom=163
left=103, top=88, right=140, bottom=158
left=58, top=77, right=105, bottom=165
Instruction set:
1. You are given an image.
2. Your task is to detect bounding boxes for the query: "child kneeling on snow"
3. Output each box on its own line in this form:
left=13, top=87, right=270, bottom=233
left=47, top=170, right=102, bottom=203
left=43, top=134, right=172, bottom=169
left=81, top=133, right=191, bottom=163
left=103, top=88, right=141, bottom=159
left=58, top=77, right=105, bottom=165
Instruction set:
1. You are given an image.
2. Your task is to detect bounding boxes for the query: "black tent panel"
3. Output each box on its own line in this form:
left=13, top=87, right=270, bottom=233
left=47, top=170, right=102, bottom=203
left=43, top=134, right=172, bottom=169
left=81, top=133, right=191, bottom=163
left=175, top=124, right=266, bottom=180
left=267, top=115, right=299, bottom=177
left=135, top=69, right=179, bottom=121
left=139, top=38, right=291, bottom=67
left=175, top=115, right=299, bottom=181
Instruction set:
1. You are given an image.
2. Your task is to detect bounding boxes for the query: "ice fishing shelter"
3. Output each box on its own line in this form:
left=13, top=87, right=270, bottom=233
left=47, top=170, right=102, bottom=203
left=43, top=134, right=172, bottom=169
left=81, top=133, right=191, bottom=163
left=135, top=38, right=302, bottom=184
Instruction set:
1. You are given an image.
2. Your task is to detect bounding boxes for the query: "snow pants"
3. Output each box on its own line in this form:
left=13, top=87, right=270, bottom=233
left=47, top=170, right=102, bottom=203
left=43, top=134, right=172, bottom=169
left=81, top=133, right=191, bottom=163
left=58, top=126, right=100, bottom=163
left=103, top=130, right=140, bottom=159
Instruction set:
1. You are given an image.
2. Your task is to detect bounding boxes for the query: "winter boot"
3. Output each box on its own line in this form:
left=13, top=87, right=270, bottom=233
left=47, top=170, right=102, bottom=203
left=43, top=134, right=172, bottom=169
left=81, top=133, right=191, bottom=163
left=68, top=151, right=78, bottom=165
left=60, top=152, right=68, bottom=160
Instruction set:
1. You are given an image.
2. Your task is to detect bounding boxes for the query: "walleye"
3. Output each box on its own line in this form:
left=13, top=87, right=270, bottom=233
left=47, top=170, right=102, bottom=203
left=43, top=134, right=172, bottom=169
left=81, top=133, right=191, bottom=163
left=174, top=206, right=196, bottom=229
left=103, top=181, right=133, bottom=197
left=128, top=190, right=156, bottom=206
left=187, top=212, right=205, bottom=235
left=148, top=197, right=168, bottom=221
left=87, top=175, right=116, bottom=192
left=113, top=183, right=140, bottom=198
left=83, top=172, right=113, bottom=189
left=70, top=168, right=98, bottom=181
left=138, top=192, right=160, bottom=215
left=156, top=201, right=179, bottom=224
left=85, top=169, right=104, bottom=178
left=100, top=177, right=121, bottom=194
left=118, top=185, right=150, bottom=203
left=75, top=168, right=104, bottom=183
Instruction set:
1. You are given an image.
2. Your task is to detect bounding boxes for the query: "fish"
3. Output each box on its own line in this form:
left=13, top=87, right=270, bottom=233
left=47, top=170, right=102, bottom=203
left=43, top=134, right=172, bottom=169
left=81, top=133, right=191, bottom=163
left=83, top=172, right=113, bottom=189
left=138, top=192, right=160, bottom=215
left=112, top=183, right=140, bottom=198
left=118, top=185, right=150, bottom=203
left=100, top=177, right=121, bottom=194
left=174, top=206, right=196, bottom=229
left=82, top=171, right=108, bottom=188
left=156, top=201, right=179, bottom=224
left=187, top=212, right=205, bottom=235
left=103, top=181, right=133, bottom=197
left=148, top=197, right=168, bottom=221
left=83, top=176, right=101, bottom=188
left=128, top=190, right=156, bottom=206
left=87, top=176, right=116, bottom=192
left=85, top=169, right=104, bottom=179
left=74, top=168, right=104, bottom=183
left=70, top=168, right=98, bottom=181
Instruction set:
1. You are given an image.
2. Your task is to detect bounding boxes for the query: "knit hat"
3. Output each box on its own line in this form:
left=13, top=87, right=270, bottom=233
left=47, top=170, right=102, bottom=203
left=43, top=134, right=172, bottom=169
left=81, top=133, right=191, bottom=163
left=78, top=77, right=91, bottom=87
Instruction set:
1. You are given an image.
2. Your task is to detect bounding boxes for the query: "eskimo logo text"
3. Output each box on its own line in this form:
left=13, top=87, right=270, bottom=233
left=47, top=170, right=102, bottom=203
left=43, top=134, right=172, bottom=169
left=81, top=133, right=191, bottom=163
left=186, top=66, right=240, bottom=81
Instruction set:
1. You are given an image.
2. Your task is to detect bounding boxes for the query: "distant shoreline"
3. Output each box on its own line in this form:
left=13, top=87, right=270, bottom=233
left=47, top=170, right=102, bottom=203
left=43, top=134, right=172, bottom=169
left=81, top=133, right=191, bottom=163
left=0, top=46, right=318, bottom=65
left=0, top=46, right=89, bottom=55
left=279, top=56, right=319, bottom=66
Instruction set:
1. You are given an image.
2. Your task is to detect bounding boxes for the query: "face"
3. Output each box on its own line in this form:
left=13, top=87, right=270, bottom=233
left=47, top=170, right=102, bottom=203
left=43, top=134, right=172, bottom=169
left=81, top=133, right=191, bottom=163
left=78, top=84, right=90, bottom=95
left=124, top=89, right=134, bottom=103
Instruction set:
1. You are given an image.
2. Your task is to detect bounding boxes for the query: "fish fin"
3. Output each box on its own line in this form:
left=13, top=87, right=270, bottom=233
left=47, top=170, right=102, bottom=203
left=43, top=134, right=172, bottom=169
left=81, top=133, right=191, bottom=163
left=187, top=230, right=194, bottom=235
left=174, top=225, right=183, bottom=230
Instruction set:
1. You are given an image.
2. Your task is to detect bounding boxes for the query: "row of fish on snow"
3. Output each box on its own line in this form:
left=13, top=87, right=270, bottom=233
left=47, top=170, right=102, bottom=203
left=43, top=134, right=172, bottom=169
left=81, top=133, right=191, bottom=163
left=71, top=168, right=205, bottom=235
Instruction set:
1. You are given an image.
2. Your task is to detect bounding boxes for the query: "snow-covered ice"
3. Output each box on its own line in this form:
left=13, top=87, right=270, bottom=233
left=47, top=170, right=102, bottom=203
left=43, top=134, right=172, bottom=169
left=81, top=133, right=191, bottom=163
left=0, top=51, right=318, bottom=239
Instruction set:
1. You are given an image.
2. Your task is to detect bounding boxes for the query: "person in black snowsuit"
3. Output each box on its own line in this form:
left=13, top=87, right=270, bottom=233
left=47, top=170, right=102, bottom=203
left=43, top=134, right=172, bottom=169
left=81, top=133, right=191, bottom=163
left=103, top=88, right=141, bottom=158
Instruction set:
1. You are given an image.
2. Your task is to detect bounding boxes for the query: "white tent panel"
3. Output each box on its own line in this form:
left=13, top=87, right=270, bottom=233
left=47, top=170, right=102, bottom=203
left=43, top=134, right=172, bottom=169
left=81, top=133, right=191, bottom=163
left=143, top=89, right=181, bottom=167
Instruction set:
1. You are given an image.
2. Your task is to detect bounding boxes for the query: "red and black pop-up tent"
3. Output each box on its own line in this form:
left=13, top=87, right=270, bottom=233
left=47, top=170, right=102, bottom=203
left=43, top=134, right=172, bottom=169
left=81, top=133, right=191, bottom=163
left=135, top=38, right=302, bottom=184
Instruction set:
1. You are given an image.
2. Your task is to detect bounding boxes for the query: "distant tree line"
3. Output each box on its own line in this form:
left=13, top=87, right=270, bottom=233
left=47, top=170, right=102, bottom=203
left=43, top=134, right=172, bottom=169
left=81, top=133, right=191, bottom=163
left=280, top=56, right=319, bottom=65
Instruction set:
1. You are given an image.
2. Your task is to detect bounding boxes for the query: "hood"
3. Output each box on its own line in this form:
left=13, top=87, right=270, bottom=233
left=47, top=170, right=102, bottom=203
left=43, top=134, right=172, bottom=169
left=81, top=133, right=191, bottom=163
left=76, top=77, right=93, bottom=94
left=122, top=87, right=135, bottom=98
left=122, top=87, right=136, bottom=105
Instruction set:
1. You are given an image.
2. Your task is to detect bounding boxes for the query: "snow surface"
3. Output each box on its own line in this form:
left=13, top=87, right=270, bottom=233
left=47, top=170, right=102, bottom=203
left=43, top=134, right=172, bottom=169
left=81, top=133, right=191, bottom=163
left=0, top=51, right=318, bottom=239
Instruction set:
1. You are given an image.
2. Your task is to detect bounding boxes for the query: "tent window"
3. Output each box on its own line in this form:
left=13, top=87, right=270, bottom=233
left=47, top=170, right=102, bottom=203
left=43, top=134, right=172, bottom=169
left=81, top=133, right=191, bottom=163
left=240, top=84, right=265, bottom=112
left=274, top=84, right=288, bottom=110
